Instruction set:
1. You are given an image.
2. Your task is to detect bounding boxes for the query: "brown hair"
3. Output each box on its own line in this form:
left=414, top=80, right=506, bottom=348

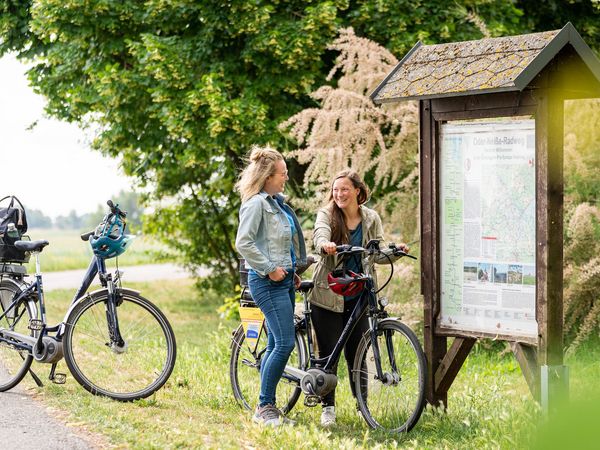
left=327, top=170, right=369, bottom=244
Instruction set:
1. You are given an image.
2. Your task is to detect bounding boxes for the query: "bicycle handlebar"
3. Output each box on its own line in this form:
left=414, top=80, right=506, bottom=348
left=81, top=200, right=127, bottom=241
left=296, top=255, right=316, bottom=276
left=335, top=241, right=417, bottom=294
left=335, top=244, right=417, bottom=260
left=81, top=230, right=94, bottom=242
left=107, top=200, right=127, bottom=218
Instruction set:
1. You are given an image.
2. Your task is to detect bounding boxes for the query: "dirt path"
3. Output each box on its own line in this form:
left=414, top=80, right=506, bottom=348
left=42, top=262, right=198, bottom=291
left=0, top=385, right=95, bottom=449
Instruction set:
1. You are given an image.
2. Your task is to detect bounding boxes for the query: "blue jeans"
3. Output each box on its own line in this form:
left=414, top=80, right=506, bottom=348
left=248, top=269, right=295, bottom=407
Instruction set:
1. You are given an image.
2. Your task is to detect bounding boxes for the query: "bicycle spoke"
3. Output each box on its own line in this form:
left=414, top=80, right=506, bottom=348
left=230, top=324, right=305, bottom=414
left=64, top=293, right=175, bottom=401
left=355, top=321, right=426, bottom=433
left=0, top=282, right=34, bottom=392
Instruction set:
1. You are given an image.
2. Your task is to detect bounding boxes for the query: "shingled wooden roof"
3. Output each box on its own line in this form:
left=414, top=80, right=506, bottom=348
left=371, top=23, right=600, bottom=103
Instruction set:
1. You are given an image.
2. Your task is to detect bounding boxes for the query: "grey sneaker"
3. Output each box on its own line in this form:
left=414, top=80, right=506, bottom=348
left=320, top=406, right=336, bottom=427
left=253, top=404, right=295, bottom=427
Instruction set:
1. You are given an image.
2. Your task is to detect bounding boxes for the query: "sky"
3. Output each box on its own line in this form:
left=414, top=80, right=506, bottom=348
left=0, top=54, right=133, bottom=219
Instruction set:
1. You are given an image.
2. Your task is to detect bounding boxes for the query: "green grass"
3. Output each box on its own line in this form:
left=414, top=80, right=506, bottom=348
left=21, top=228, right=172, bottom=272
left=15, top=279, right=599, bottom=448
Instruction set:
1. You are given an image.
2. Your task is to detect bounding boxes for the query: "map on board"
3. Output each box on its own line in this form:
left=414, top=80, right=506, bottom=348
left=439, top=119, right=537, bottom=338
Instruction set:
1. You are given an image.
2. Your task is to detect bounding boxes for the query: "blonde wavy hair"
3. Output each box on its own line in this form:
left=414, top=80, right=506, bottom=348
left=235, top=145, right=284, bottom=203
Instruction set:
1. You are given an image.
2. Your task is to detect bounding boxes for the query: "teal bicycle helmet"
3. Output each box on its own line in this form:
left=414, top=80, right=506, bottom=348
left=90, top=208, right=133, bottom=259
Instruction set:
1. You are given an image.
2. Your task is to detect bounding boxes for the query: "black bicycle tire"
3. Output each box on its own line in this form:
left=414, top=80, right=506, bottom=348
left=229, top=323, right=306, bottom=414
left=353, top=319, right=427, bottom=433
left=63, top=290, right=176, bottom=401
left=0, top=279, right=35, bottom=392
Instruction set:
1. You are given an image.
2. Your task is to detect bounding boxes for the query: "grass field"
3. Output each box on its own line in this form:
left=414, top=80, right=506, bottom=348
left=14, top=278, right=599, bottom=449
left=20, top=228, right=172, bottom=272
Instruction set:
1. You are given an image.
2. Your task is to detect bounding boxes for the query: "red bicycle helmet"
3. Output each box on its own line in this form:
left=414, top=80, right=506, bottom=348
left=327, top=269, right=365, bottom=297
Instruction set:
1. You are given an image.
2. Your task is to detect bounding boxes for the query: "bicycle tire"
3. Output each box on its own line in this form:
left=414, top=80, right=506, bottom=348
left=63, top=288, right=176, bottom=401
left=353, top=319, right=427, bottom=433
left=0, top=279, right=36, bottom=392
left=230, top=321, right=307, bottom=414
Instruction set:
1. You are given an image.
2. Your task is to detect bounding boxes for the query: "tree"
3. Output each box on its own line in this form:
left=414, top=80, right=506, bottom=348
left=2, top=1, right=599, bottom=291
left=280, top=27, right=419, bottom=240
left=54, top=210, right=84, bottom=230
left=25, top=208, right=52, bottom=228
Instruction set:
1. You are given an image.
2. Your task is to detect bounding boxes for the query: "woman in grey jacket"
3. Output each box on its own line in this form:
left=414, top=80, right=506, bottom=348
left=311, top=170, right=408, bottom=427
left=235, top=146, right=307, bottom=427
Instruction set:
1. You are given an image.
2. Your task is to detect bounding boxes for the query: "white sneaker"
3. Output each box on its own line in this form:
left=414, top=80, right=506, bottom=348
left=320, top=406, right=336, bottom=427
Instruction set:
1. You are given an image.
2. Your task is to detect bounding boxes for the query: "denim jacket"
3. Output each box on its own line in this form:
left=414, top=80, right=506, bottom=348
left=236, top=192, right=307, bottom=277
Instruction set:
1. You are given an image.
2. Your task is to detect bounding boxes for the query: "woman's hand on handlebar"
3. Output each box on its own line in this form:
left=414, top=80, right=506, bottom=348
left=268, top=267, right=288, bottom=282
left=397, top=242, right=410, bottom=254
left=321, top=242, right=337, bottom=255
left=391, top=242, right=417, bottom=259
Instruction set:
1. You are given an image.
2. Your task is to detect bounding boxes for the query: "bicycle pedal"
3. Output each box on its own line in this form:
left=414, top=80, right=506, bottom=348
left=28, top=319, right=44, bottom=331
left=51, top=373, right=67, bottom=384
left=304, top=395, right=320, bottom=407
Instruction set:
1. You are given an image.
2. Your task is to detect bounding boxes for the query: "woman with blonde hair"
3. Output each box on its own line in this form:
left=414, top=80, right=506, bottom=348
left=235, top=145, right=307, bottom=426
left=310, top=169, right=409, bottom=427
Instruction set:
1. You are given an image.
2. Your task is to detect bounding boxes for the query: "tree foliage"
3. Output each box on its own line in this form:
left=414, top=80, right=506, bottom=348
left=2, top=1, right=600, bottom=292
left=280, top=27, right=419, bottom=239
left=26, top=208, right=52, bottom=228
left=563, top=98, right=600, bottom=348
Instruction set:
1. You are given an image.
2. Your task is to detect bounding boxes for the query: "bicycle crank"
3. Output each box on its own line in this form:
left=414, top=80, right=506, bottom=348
left=304, top=395, right=320, bottom=407
left=300, top=368, right=338, bottom=397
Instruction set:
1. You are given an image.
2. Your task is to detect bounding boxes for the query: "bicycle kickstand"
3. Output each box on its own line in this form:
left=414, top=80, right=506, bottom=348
left=28, top=367, right=44, bottom=387
left=48, top=363, right=67, bottom=385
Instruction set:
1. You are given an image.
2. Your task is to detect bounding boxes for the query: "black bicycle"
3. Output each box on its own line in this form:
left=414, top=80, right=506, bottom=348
left=0, top=201, right=176, bottom=401
left=230, top=240, right=427, bottom=433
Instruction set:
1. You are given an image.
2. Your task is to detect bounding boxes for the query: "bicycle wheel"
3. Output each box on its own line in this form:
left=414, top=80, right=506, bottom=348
left=0, top=279, right=36, bottom=392
left=230, top=321, right=307, bottom=414
left=353, top=319, right=427, bottom=433
left=63, top=288, right=176, bottom=401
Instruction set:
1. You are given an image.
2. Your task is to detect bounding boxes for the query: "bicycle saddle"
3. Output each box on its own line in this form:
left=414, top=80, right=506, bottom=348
left=297, top=281, right=314, bottom=293
left=14, top=240, right=50, bottom=252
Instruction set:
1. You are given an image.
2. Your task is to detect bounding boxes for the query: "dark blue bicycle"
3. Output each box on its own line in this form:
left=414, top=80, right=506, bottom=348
left=0, top=201, right=176, bottom=401
left=230, top=240, right=426, bottom=433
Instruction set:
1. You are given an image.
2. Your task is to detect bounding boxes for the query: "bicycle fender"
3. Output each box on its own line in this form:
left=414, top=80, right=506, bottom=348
left=60, top=287, right=142, bottom=331
left=0, top=277, right=39, bottom=323
left=230, top=323, right=244, bottom=350
left=378, top=317, right=401, bottom=326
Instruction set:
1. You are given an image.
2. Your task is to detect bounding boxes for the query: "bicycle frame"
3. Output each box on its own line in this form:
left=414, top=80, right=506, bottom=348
left=283, top=257, right=392, bottom=388
left=0, top=253, right=121, bottom=353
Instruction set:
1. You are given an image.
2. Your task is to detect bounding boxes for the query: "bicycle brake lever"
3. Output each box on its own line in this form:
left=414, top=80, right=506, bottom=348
left=397, top=251, right=417, bottom=260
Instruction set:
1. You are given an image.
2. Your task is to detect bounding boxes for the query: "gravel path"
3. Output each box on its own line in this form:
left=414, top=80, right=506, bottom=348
left=0, top=384, right=95, bottom=449
left=42, top=262, right=197, bottom=291
left=1, top=262, right=198, bottom=449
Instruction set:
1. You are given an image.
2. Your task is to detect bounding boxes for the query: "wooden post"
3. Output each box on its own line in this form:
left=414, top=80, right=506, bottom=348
left=512, top=342, right=540, bottom=400
left=420, top=99, right=448, bottom=407
left=535, top=71, right=569, bottom=411
left=435, top=338, right=476, bottom=393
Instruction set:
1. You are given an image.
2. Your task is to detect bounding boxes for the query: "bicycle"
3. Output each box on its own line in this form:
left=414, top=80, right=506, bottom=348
left=0, top=200, right=176, bottom=401
left=230, top=240, right=427, bottom=433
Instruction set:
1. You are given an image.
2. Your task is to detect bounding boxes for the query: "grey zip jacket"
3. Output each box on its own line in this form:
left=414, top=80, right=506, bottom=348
left=236, top=192, right=307, bottom=277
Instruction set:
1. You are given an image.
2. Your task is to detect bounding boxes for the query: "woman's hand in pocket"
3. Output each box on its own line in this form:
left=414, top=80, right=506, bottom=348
left=268, top=267, right=288, bottom=282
